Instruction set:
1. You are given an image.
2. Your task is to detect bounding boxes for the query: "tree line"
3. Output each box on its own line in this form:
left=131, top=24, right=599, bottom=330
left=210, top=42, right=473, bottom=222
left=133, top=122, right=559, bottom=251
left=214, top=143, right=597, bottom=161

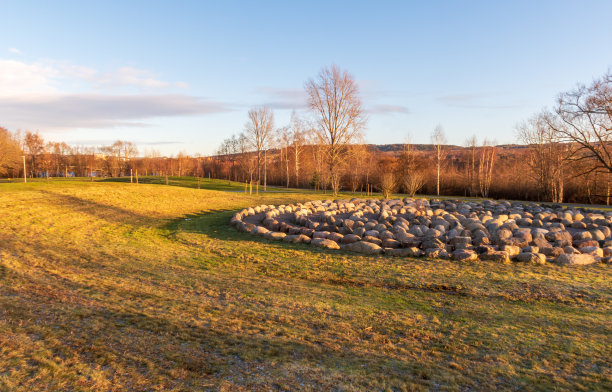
left=1, top=67, right=610, bottom=205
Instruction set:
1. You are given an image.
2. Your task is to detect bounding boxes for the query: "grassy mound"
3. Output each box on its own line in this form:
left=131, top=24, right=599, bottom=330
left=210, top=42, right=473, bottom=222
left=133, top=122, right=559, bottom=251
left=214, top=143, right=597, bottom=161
left=0, top=180, right=610, bottom=391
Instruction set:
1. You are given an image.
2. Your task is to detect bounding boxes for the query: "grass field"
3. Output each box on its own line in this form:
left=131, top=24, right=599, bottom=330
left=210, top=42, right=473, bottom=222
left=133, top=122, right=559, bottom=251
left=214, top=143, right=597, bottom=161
left=0, top=179, right=610, bottom=391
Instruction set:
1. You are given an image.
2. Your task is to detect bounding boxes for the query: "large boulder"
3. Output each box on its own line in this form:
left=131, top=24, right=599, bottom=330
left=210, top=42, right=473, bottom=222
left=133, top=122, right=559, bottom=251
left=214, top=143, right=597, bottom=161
left=341, top=234, right=361, bottom=244
left=328, top=232, right=344, bottom=242
left=424, top=248, right=449, bottom=259
left=311, top=238, right=340, bottom=250
left=251, top=225, right=269, bottom=235
left=500, top=245, right=521, bottom=257
left=385, top=247, right=422, bottom=257
left=343, top=241, right=383, bottom=255
left=580, top=246, right=603, bottom=257
left=396, top=230, right=415, bottom=245
left=266, top=232, right=286, bottom=241
left=555, top=253, right=597, bottom=266
left=362, top=236, right=383, bottom=246
left=515, top=252, right=546, bottom=264
left=545, top=230, right=572, bottom=247
left=541, top=247, right=564, bottom=258
left=312, top=231, right=330, bottom=239
left=450, top=236, right=472, bottom=247
left=480, top=251, right=511, bottom=263
left=451, top=249, right=478, bottom=262
left=382, top=239, right=401, bottom=248
left=283, top=234, right=311, bottom=244
left=422, top=238, right=445, bottom=250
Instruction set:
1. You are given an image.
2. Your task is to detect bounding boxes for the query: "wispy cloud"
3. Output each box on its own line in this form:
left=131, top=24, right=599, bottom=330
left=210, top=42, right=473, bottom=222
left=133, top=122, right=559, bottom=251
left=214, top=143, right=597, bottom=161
left=93, top=66, right=188, bottom=89
left=0, top=59, right=60, bottom=96
left=140, top=141, right=182, bottom=145
left=256, top=87, right=308, bottom=110
left=0, top=94, right=233, bottom=130
left=0, top=58, right=189, bottom=96
left=255, top=86, right=409, bottom=115
left=438, top=92, right=526, bottom=109
left=367, top=104, right=410, bottom=114
left=0, top=58, right=225, bottom=131
left=9, top=48, right=22, bottom=55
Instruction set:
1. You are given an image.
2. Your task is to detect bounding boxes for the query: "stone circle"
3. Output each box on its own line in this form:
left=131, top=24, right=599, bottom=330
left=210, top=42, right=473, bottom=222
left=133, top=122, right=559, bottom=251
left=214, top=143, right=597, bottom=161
left=230, top=197, right=612, bottom=266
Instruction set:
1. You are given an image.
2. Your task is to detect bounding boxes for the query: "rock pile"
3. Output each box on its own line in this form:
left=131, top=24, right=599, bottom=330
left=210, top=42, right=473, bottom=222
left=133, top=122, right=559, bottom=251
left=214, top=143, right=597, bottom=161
left=230, top=198, right=612, bottom=266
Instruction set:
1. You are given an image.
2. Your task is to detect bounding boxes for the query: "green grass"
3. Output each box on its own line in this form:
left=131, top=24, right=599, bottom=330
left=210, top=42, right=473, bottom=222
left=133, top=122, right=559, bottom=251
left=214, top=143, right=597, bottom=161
left=0, top=180, right=610, bottom=391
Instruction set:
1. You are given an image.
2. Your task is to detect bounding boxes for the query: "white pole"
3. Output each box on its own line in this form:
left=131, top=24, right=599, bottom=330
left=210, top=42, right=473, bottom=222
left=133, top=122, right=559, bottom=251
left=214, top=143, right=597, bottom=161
left=22, top=156, right=27, bottom=183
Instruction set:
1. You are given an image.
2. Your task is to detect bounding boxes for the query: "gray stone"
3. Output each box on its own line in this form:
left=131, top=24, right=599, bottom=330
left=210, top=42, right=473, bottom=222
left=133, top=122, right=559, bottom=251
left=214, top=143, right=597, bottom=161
left=555, top=253, right=597, bottom=266
left=385, top=247, right=422, bottom=257
left=480, top=251, right=511, bottom=263
left=266, top=232, right=286, bottom=241
left=313, top=231, right=330, bottom=239
left=341, top=234, right=361, bottom=244
left=515, top=252, right=546, bottom=264
left=343, top=240, right=383, bottom=255
left=251, top=226, right=269, bottom=235
left=311, top=238, right=340, bottom=250
left=451, top=249, right=478, bottom=261
left=424, top=248, right=448, bottom=259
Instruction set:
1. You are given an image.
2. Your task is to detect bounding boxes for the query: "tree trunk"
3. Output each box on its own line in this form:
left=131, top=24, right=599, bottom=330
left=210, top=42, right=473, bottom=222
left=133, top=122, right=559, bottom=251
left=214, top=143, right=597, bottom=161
left=263, top=150, right=267, bottom=191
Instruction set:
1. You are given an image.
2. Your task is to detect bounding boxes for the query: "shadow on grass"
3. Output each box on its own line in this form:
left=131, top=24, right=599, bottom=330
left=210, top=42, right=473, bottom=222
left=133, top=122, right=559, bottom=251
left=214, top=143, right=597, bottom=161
left=101, top=176, right=250, bottom=192
left=38, top=189, right=154, bottom=226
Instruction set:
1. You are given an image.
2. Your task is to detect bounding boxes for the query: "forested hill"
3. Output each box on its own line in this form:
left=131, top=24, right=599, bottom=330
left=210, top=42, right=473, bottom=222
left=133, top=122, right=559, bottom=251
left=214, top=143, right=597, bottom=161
left=369, top=143, right=528, bottom=152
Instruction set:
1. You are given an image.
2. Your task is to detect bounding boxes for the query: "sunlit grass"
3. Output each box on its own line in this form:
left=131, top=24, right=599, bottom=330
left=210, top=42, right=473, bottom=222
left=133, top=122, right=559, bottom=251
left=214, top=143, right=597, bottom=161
left=0, top=180, right=610, bottom=391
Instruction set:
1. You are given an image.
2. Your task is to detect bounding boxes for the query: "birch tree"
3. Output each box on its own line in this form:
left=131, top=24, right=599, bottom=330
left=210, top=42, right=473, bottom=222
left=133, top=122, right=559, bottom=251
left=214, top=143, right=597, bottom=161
left=431, top=125, right=446, bottom=196
left=478, top=139, right=496, bottom=198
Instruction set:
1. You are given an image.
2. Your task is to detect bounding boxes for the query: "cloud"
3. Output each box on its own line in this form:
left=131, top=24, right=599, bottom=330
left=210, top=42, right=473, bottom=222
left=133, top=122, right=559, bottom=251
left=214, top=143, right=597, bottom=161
left=140, top=141, right=182, bottom=145
left=438, top=93, right=525, bottom=109
left=0, top=59, right=60, bottom=96
left=0, top=58, right=189, bottom=96
left=0, top=94, right=233, bottom=130
left=9, top=48, right=22, bottom=55
left=94, top=66, right=185, bottom=89
left=255, top=85, right=409, bottom=115
left=0, top=58, right=221, bottom=131
left=367, top=104, right=410, bottom=114
left=256, top=87, right=308, bottom=110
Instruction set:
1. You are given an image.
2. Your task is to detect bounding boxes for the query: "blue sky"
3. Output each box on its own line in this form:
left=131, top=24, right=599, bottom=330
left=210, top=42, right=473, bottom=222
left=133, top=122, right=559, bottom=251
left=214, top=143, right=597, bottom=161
left=1, top=1, right=611, bottom=155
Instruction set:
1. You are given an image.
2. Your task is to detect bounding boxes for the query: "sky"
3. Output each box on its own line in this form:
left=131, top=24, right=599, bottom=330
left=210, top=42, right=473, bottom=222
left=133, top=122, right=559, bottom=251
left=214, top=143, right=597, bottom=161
left=1, top=0, right=611, bottom=155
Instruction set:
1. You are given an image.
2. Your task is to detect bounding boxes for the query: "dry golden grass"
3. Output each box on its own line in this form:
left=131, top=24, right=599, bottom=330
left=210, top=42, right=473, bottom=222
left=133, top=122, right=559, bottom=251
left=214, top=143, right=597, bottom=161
left=0, top=180, right=610, bottom=391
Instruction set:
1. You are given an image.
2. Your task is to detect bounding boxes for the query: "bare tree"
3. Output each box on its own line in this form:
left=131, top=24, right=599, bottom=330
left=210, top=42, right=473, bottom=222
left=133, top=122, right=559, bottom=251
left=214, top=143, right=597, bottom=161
left=517, top=111, right=570, bottom=202
left=478, top=139, right=496, bottom=198
left=305, top=65, right=366, bottom=196
left=346, top=144, right=369, bottom=192
left=24, top=131, right=44, bottom=178
left=121, top=141, right=138, bottom=176
left=431, top=125, right=446, bottom=196
left=398, top=136, right=424, bottom=196
left=276, top=126, right=291, bottom=188
left=0, top=127, right=21, bottom=177
left=403, top=171, right=425, bottom=197
left=244, top=107, right=274, bottom=185
left=379, top=173, right=395, bottom=199
left=550, top=71, right=612, bottom=174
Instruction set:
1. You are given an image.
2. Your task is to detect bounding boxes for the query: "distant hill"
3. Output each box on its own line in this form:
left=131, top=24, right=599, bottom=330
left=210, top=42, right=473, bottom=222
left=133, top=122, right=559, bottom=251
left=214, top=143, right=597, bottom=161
left=368, top=143, right=528, bottom=152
